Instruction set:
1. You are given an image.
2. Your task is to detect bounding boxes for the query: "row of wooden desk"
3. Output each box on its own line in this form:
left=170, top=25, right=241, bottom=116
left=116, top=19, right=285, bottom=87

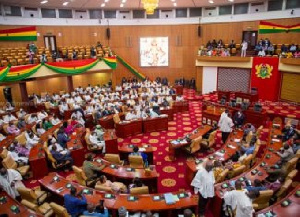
left=39, top=173, right=198, bottom=217
left=118, top=144, right=154, bottom=165
left=217, top=90, right=259, bottom=103
left=211, top=127, right=283, bottom=217
left=115, top=116, right=169, bottom=138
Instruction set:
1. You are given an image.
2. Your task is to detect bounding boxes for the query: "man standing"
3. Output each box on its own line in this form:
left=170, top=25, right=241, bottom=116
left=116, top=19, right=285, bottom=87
left=0, top=168, right=25, bottom=199
left=191, top=161, right=215, bottom=217
left=241, top=40, right=248, bottom=57
left=218, top=113, right=234, bottom=144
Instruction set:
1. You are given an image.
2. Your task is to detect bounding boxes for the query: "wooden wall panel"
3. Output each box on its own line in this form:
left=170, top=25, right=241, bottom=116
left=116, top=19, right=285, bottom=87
left=0, top=84, right=21, bottom=105
left=26, top=77, right=68, bottom=95
left=196, top=66, right=203, bottom=93
left=72, top=72, right=112, bottom=88
left=280, top=72, right=300, bottom=103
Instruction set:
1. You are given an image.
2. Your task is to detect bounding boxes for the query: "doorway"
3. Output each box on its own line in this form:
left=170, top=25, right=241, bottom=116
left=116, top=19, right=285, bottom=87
left=44, top=35, right=57, bottom=52
left=242, top=31, right=258, bottom=50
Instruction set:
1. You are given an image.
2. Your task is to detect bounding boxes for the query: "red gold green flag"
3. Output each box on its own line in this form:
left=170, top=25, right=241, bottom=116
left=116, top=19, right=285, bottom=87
left=0, top=26, right=37, bottom=41
left=44, top=59, right=99, bottom=74
left=259, top=21, right=300, bottom=34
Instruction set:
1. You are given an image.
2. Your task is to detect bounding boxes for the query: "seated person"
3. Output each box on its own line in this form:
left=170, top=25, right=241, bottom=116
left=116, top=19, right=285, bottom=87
left=179, top=209, right=195, bottom=217
left=245, top=179, right=267, bottom=192
left=63, top=121, right=74, bottom=135
left=89, top=131, right=105, bottom=153
left=243, top=123, right=255, bottom=136
left=7, top=122, right=20, bottom=135
left=27, top=113, right=39, bottom=124
left=13, top=140, right=29, bottom=157
left=37, top=110, right=48, bottom=120
left=83, top=203, right=109, bottom=217
left=176, top=95, right=184, bottom=102
left=149, top=108, right=159, bottom=118
left=276, top=143, right=294, bottom=163
left=213, top=160, right=225, bottom=181
left=48, top=136, right=69, bottom=155
left=83, top=154, right=105, bottom=182
left=281, top=123, right=295, bottom=142
left=129, top=177, right=144, bottom=190
left=266, top=161, right=289, bottom=182
left=35, top=122, right=46, bottom=136
left=125, top=110, right=137, bottom=121
left=130, top=145, right=148, bottom=163
left=64, top=187, right=87, bottom=217
left=57, top=127, right=70, bottom=148
left=0, top=133, right=6, bottom=141
left=51, top=114, right=61, bottom=125
left=265, top=176, right=284, bottom=193
left=3, top=112, right=17, bottom=124
left=97, top=175, right=127, bottom=193
left=42, top=119, right=53, bottom=130
left=50, top=144, right=73, bottom=170
left=71, top=110, right=85, bottom=126
left=17, top=117, right=26, bottom=129
left=17, top=108, right=27, bottom=119
left=94, top=125, right=104, bottom=140
left=25, top=131, right=39, bottom=149
left=7, top=144, right=28, bottom=164
left=233, top=110, right=245, bottom=128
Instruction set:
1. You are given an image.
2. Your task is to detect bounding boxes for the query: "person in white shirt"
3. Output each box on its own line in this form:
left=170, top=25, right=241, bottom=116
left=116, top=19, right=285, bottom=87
left=3, top=112, right=17, bottom=124
left=125, top=110, right=137, bottom=121
left=89, top=132, right=105, bottom=153
left=176, top=95, right=184, bottom=102
left=27, top=114, right=39, bottom=124
left=37, top=110, right=48, bottom=120
left=218, top=113, right=234, bottom=144
left=48, top=136, right=69, bottom=155
left=59, top=102, right=69, bottom=115
left=36, top=123, right=46, bottom=136
left=71, top=110, right=85, bottom=126
left=241, top=40, right=248, bottom=57
left=223, top=180, right=257, bottom=217
left=51, top=115, right=61, bottom=125
left=258, top=49, right=266, bottom=57
left=149, top=109, right=159, bottom=118
left=191, top=161, right=215, bottom=217
left=0, top=133, right=6, bottom=141
left=85, top=105, right=94, bottom=115
left=17, top=109, right=27, bottom=119
left=26, top=132, right=39, bottom=149
left=7, top=146, right=28, bottom=164
left=0, top=168, right=25, bottom=199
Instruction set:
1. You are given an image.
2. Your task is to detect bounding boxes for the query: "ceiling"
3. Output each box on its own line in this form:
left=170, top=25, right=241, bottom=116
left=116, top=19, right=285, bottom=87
left=0, top=0, right=261, bottom=10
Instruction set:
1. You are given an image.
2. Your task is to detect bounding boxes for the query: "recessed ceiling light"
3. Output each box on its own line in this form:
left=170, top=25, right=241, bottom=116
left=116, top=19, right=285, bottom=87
left=209, top=0, right=214, bottom=3
left=171, top=0, right=176, bottom=2
left=120, top=3, right=124, bottom=7
left=228, top=0, right=234, bottom=2
left=40, top=0, right=48, bottom=4
left=122, top=0, right=127, bottom=3
left=63, top=2, right=69, bottom=6
left=101, top=3, right=105, bottom=7
left=173, top=2, right=177, bottom=6
left=104, top=0, right=109, bottom=2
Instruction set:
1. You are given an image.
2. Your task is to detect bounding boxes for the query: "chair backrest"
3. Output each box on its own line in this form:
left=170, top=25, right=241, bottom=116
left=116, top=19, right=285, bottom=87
left=130, top=186, right=149, bottom=195
left=45, top=102, right=51, bottom=110
left=216, top=168, right=229, bottom=183
left=0, top=148, right=8, bottom=159
left=95, top=184, right=113, bottom=193
left=256, top=125, right=263, bottom=138
left=286, top=157, right=298, bottom=174
left=72, top=165, right=87, bottom=186
left=2, top=155, right=17, bottom=169
left=276, top=179, right=292, bottom=201
left=16, top=132, right=26, bottom=144
left=46, top=150, right=58, bottom=169
left=287, top=169, right=298, bottom=180
left=85, top=128, right=92, bottom=145
left=3, top=124, right=9, bottom=134
left=50, top=202, right=69, bottom=217
left=17, top=187, right=37, bottom=202
left=231, top=165, right=246, bottom=178
left=208, top=130, right=217, bottom=145
left=113, top=114, right=120, bottom=124
left=245, top=131, right=253, bottom=143
left=242, top=154, right=253, bottom=169
left=129, top=155, right=144, bottom=169
left=252, top=190, right=273, bottom=210
left=104, top=154, right=122, bottom=165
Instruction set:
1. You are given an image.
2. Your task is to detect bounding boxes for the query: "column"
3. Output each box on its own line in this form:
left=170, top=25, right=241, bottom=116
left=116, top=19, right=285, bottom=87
left=67, top=76, right=74, bottom=92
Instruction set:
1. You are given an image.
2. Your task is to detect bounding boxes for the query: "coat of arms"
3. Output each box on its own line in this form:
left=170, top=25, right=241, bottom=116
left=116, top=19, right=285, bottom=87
left=255, top=63, right=273, bottom=79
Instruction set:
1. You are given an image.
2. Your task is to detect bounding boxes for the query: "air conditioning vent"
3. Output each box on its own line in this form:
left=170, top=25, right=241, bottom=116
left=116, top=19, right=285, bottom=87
left=251, top=2, right=264, bottom=6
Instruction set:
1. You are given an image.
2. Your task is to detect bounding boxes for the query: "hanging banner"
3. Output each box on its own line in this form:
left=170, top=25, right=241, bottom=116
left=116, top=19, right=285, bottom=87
left=251, top=57, right=280, bottom=101
left=259, top=21, right=300, bottom=34
left=0, top=26, right=37, bottom=41
left=44, top=59, right=99, bottom=74
left=117, top=55, right=146, bottom=81
left=0, top=66, right=10, bottom=81
left=1, top=64, right=41, bottom=82
left=103, top=56, right=117, bottom=69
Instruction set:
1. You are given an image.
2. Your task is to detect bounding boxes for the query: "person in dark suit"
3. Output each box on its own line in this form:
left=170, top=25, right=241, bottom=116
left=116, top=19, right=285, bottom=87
left=233, top=110, right=245, bottom=128
left=282, top=123, right=295, bottom=142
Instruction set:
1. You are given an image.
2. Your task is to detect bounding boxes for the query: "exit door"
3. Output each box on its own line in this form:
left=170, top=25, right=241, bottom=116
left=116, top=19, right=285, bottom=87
left=242, top=31, right=258, bottom=50
left=44, top=35, right=57, bottom=52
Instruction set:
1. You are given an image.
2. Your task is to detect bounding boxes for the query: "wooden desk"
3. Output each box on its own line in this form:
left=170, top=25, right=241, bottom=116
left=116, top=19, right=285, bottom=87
left=0, top=191, right=42, bottom=217
left=169, top=125, right=212, bottom=161
left=160, top=107, right=174, bottom=121
left=103, top=130, right=118, bottom=154
left=255, top=186, right=300, bottom=217
left=211, top=128, right=282, bottom=217
left=39, top=173, right=198, bottom=217
left=93, top=158, right=158, bottom=193
left=67, top=128, right=86, bottom=167
left=185, top=130, right=244, bottom=185
left=29, top=144, right=48, bottom=180
left=115, top=119, right=143, bottom=138
left=217, top=91, right=231, bottom=101
left=143, top=116, right=168, bottom=133
left=118, top=144, right=154, bottom=165
left=173, top=101, right=189, bottom=113
left=235, top=92, right=258, bottom=104
left=98, top=113, right=125, bottom=130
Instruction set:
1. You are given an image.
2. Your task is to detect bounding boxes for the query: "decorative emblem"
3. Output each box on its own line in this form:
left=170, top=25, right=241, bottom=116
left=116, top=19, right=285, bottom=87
left=255, top=63, right=273, bottom=79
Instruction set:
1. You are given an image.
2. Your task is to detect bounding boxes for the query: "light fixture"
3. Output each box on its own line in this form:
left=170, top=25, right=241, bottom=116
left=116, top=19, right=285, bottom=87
left=101, top=3, right=105, bottom=7
left=228, top=0, right=234, bottom=2
left=63, top=2, right=69, bottom=6
left=40, top=0, right=48, bottom=4
left=208, top=0, right=214, bottom=3
left=104, top=0, right=109, bottom=2
left=173, top=2, right=177, bottom=6
left=120, top=3, right=124, bottom=7
left=122, top=0, right=127, bottom=2
left=142, top=0, right=159, bottom=15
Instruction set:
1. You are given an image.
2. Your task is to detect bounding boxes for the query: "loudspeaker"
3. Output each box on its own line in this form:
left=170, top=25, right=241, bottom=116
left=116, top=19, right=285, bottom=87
left=3, top=87, right=13, bottom=103
left=198, top=26, right=201, bottom=37
left=106, top=28, right=110, bottom=40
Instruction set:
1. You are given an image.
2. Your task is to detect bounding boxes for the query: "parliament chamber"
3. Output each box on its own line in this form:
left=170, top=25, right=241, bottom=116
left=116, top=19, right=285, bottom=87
left=0, top=0, right=299, bottom=217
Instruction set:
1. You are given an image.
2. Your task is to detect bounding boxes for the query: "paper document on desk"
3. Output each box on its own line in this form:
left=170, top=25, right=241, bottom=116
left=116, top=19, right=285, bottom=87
left=234, top=139, right=241, bottom=142
left=228, top=145, right=236, bottom=149
left=272, top=139, right=280, bottom=142
left=164, top=193, right=176, bottom=204
left=172, top=140, right=179, bottom=145
left=180, top=139, right=187, bottom=144
left=138, top=148, right=146, bottom=152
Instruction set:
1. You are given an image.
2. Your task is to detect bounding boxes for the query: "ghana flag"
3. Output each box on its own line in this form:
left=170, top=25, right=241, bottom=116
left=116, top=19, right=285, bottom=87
left=0, top=26, right=37, bottom=41
left=259, top=21, right=300, bottom=34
